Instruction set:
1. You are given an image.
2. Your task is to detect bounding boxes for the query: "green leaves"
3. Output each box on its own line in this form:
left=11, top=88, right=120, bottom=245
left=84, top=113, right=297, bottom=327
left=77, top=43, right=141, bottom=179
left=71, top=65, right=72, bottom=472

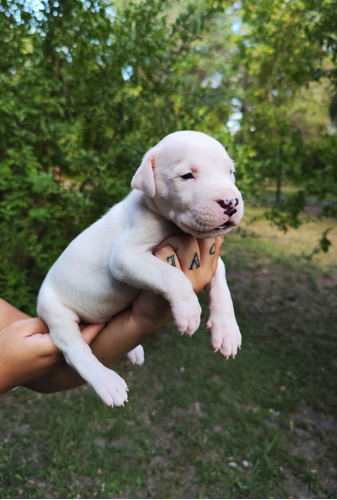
left=0, top=0, right=336, bottom=311
left=0, top=0, right=223, bottom=312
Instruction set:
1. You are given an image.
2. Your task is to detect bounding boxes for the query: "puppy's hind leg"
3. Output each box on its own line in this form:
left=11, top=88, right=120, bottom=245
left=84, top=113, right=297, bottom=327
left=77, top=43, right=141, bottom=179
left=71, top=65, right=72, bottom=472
left=127, top=345, right=145, bottom=366
left=53, top=318, right=128, bottom=406
left=38, top=297, right=128, bottom=406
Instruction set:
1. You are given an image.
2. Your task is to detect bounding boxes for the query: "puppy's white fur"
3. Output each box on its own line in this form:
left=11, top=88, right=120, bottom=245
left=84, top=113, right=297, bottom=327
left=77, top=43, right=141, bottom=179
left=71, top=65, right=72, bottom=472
left=37, top=131, right=244, bottom=406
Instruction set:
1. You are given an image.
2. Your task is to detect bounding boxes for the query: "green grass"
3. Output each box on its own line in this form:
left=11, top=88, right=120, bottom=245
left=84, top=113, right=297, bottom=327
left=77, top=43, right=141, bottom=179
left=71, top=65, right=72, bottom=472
left=1, top=209, right=336, bottom=499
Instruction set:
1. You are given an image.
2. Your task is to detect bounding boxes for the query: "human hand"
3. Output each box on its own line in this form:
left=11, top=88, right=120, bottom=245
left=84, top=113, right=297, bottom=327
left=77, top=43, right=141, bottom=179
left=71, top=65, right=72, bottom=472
left=130, top=235, right=224, bottom=332
left=0, top=316, right=103, bottom=394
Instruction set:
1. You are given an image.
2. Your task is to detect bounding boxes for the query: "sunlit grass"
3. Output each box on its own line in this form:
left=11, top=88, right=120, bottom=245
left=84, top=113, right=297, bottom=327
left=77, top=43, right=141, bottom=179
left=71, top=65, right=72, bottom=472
left=229, top=206, right=337, bottom=273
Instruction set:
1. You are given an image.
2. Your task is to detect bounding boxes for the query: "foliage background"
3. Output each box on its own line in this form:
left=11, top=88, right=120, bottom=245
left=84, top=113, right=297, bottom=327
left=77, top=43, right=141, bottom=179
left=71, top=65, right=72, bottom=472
left=1, top=0, right=336, bottom=312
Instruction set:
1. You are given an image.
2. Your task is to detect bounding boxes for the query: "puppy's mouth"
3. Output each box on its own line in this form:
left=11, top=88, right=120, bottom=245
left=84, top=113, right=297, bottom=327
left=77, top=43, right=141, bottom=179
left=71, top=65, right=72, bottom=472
left=173, top=214, right=236, bottom=238
left=215, top=221, right=235, bottom=231
left=183, top=220, right=235, bottom=238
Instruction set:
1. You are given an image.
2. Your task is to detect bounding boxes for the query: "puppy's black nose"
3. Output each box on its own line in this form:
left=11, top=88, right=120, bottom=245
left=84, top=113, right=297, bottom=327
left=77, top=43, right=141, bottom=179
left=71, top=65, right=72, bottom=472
left=217, top=198, right=239, bottom=216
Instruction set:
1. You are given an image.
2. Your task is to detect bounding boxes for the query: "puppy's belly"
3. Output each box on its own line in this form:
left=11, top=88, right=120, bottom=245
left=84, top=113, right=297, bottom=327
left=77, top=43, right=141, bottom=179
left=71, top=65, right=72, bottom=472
left=77, top=284, right=139, bottom=323
left=50, top=273, right=140, bottom=323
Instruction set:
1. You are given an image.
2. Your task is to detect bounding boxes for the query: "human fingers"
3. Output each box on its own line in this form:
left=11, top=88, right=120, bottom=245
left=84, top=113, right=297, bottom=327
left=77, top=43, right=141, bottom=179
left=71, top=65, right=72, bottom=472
left=81, top=323, right=106, bottom=345
left=15, top=318, right=58, bottom=355
left=197, top=236, right=224, bottom=273
left=153, top=244, right=182, bottom=270
left=24, top=319, right=103, bottom=355
left=155, top=235, right=217, bottom=293
left=13, top=318, right=49, bottom=338
left=155, top=235, right=200, bottom=273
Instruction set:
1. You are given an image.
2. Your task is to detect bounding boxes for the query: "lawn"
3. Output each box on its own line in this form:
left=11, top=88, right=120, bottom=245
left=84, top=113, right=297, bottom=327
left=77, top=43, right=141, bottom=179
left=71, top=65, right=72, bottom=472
left=1, top=208, right=336, bottom=499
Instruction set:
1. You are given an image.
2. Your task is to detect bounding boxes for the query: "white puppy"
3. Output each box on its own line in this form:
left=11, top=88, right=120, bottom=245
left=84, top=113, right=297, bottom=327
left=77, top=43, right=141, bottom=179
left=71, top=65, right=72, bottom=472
left=37, top=131, right=244, bottom=406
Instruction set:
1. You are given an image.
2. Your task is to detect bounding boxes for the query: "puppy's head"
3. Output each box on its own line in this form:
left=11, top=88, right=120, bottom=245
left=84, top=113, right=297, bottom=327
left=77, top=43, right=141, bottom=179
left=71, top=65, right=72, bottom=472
left=131, top=131, right=244, bottom=238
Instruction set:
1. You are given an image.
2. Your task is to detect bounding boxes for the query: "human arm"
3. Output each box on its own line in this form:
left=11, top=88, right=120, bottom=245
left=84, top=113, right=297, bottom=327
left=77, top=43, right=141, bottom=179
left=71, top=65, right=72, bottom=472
left=0, top=236, right=223, bottom=395
left=0, top=302, right=104, bottom=395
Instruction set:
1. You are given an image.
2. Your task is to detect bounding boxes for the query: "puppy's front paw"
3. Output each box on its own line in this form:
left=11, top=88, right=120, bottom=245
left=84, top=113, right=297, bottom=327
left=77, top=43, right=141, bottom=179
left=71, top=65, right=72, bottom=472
left=207, top=317, right=242, bottom=359
left=91, top=367, right=129, bottom=407
left=127, top=345, right=145, bottom=366
left=172, top=295, right=202, bottom=336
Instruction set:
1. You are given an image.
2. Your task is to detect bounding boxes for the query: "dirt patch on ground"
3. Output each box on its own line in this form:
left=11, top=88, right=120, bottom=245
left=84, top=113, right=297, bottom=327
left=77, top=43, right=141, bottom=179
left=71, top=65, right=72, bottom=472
left=283, top=403, right=337, bottom=498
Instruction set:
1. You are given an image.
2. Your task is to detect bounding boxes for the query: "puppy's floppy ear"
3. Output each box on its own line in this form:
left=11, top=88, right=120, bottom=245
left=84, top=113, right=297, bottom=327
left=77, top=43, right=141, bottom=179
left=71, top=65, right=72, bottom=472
left=131, top=148, right=156, bottom=198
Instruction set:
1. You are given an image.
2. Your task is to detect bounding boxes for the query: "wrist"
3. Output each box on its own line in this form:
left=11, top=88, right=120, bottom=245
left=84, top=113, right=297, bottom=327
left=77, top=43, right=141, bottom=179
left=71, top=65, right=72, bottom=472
left=131, top=291, right=172, bottom=334
left=0, top=298, right=30, bottom=331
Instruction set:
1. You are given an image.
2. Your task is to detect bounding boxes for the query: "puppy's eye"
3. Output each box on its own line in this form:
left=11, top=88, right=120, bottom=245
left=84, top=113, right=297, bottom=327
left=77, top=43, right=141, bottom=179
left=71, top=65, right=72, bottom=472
left=181, top=173, right=195, bottom=180
left=230, top=169, right=234, bottom=175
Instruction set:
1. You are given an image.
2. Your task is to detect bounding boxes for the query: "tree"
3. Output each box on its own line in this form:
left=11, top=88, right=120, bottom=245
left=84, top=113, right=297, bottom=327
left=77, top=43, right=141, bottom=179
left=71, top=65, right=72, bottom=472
left=232, top=0, right=337, bottom=227
left=1, top=0, right=336, bottom=311
left=0, top=0, right=223, bottom=312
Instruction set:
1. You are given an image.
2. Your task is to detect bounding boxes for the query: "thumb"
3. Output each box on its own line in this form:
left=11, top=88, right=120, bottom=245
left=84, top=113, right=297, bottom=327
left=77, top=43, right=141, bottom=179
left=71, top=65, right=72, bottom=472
left=81, top=323, right=105, bottom=345
left=21, top=318, right=50, bottom=336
